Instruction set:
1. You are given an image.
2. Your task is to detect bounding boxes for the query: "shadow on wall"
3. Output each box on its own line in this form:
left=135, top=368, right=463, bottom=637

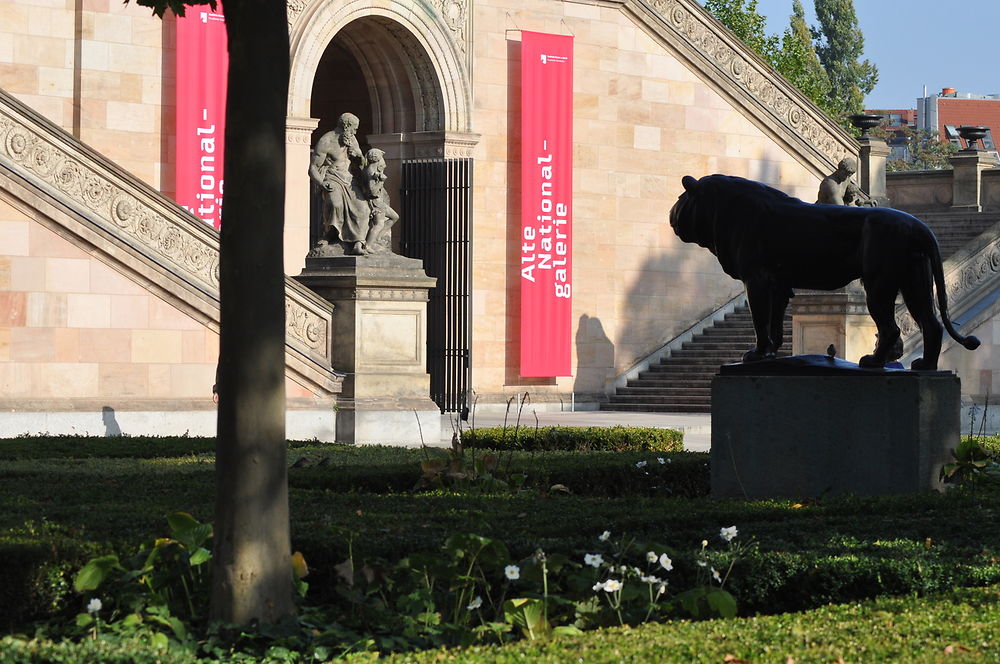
left=574, top=314, right=614, bottom=402
left=614, top=161, right=783, bottom=379
left=102, top=406, right=122, bottom=437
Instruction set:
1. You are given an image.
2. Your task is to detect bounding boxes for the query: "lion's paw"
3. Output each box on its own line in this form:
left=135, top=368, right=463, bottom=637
left=858, top=354, right=884, bottom=368
left=743, top=348, right=775, bottom=362
left=910, top=357, right=937, bottom=371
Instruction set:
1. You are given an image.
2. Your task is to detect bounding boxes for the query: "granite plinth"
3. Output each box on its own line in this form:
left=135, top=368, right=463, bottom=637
left=712, top=357, right=959, bottom=498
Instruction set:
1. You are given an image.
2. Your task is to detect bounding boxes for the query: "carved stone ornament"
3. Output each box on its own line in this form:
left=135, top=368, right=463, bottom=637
left=0, top=95, right=331, bottom=366
left=896, top=231, right=1000, bottom=346
left=286, top=0, right=469, bottom=60
left=0, top=111, right=220, bottom=293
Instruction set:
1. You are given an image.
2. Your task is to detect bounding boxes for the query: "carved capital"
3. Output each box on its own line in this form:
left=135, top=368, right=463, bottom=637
left=286, top=116, right=320, bottom=145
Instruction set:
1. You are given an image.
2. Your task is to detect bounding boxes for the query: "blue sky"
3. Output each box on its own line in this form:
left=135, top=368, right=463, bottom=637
left=747, top=0, right=1000, bottom=109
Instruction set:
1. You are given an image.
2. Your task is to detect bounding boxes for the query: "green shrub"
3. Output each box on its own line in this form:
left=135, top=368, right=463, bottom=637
left=367, top=586, right=1000, bottom=664
left=0, top=436, right=215, bottom=460
left=0, top=635, right=194, bottom=664
left=461, top=426, right=683, bottom=452
left=965, top=434, right=1000, bottom=459
left=0, top=535, right=100, bottom=629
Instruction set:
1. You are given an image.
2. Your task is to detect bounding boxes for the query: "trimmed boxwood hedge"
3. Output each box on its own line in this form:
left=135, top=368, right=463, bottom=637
left=460, top=425, right=683, bottom=452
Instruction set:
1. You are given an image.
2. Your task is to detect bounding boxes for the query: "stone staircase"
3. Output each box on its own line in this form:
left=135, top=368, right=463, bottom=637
left=604, top=305, right=791, bottom=413
left=604, top=209, right=999, bottom=414
left=919, top=211, right=1000, bottom=258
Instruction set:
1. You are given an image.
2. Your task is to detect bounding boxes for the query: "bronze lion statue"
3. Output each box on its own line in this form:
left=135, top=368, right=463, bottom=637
left=669, top=174, right=980, bottom=370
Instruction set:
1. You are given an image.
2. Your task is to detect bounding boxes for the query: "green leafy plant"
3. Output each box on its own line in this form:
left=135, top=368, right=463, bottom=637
left=941, top=439, right=1000, bottom=486
left=73, top=512, right=213, bottom=642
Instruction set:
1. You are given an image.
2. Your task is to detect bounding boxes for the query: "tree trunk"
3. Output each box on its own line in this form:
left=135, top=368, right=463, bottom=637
left=210, top=0, right=295, bottom=624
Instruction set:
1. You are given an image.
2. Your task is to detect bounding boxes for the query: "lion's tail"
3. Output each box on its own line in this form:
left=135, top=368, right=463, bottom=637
left=930, top=236, right=981, bottom=351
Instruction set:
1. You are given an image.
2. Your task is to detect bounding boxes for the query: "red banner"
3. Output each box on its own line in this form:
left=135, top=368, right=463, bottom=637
left=520, top=31, right=573, bottom=377
left=175, top=3, right=228, bottom=229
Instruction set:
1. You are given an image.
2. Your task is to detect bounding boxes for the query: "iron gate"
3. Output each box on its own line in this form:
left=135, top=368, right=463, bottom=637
left=400, top=158, right=472, bottom=413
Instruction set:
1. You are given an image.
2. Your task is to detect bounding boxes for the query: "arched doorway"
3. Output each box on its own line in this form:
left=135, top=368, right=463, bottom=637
left=287, top=4, right=479, bottom=413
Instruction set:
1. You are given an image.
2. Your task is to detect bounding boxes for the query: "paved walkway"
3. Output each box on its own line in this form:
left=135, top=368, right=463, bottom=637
left=440, top=409, right=711, bottom=452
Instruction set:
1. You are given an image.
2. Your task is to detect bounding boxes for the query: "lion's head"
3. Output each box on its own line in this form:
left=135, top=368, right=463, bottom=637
left=669, top=175, right=707, bottom=246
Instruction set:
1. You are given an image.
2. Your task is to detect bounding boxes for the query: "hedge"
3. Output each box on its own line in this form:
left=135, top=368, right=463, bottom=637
left=2, top=586, right=997, bottom=663
left=460, top=425, right=683, bottom=452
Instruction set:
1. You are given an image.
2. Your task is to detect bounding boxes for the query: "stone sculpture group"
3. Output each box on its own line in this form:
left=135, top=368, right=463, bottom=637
left=308, top=112, right=399, bottom=256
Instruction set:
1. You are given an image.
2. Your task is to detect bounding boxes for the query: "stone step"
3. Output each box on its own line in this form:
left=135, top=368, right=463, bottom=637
left=602, top=403, right=711, bottom=413
left=602, top=303, right=793, bottom=413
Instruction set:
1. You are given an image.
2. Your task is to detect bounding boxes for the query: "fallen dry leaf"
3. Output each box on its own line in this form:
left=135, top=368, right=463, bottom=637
left=723, top=655, right=753, bottom=664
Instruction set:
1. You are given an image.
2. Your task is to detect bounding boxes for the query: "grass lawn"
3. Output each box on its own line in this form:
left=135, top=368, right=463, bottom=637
left=0, top=434, right=998, bottom=662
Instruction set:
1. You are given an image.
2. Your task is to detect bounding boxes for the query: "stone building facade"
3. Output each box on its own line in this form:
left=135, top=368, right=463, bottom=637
left=0, top=0, right=863, bottom=435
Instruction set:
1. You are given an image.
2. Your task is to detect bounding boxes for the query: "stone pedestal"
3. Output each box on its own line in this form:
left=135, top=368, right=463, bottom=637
left=789, top=284, right=877, bottom=363
left=711, top=368, right=960, bottom=498
left=950, top=149, right=995, bottom=211
left=295, top=254, right=441, bottom=446
left=858, top=136, right=891, bottom=206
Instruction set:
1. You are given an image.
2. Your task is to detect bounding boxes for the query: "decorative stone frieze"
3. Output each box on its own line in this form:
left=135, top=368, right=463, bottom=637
left=0, top=107, right=221, bottom=294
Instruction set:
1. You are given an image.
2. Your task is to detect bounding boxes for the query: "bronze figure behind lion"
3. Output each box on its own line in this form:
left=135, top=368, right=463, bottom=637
left=669, top=174, right=980, bottom=370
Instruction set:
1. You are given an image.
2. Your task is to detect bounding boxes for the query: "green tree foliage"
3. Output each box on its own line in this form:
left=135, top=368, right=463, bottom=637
left=702, top=0, right=778, bottom=61
left=876, top=126, right=958, bottom=171
left=702, top=0, right=876, bottom=126
left=773, top=0, right=832, bottom=110
left=812, top=0, right=878, bottom=117
left=703, top=1, right=837, bottom=119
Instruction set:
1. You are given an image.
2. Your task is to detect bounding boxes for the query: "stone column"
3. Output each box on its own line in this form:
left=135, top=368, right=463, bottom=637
left=950, top=149, right=995, bottom=211
left=295, top=254, right=441, bottom=446
left=857, top=136, right=891, bottom=206
left=285, top=116, right=319, bottom=275
left=789, top=284, right=878, bottom=364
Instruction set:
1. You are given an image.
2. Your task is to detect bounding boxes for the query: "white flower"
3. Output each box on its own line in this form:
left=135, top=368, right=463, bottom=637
left=720, top=526, right=738, bottom=542
left=86, top=598, right=102, bottom=614
left=467, top=595, right=483, bottom=610
left=592, top=581, right=605, bottom=592
left=657, top=583, right=667, bottom=596
left=504, top=564, right=520, bottom=580
left=658, top=553, right=673, bottom=571
left=696, top=560, right=708, bottom=568
left=657, top=457, right=665, bottom=464
left=646, top=551, right=658, bottom=563
left=701, top=539, right=709, bottom=548
left=602, top=579, right=622, bottom=592
left=635, top=460, right=647, bottom=468
left=598, top=530, right=611, bottom=542
left=712, top=567, right=722, bottom=583
left=640, top=574, right=661, bottom=584
left=619, top=565, right=628, bottom=574
left=584, top=553, right=604, bottom=568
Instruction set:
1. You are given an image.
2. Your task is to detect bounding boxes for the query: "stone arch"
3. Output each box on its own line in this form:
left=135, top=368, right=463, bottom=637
left=288, top=1, right=471, bottom=134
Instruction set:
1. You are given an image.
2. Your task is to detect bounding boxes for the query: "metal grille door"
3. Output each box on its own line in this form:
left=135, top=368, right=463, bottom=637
left=400, top=158, right=472, bottom=413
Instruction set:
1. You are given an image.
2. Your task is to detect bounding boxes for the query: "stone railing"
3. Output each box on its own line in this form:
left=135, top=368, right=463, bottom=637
left=887, top=168, right=1000, bottom=214
left=897, top=219, right=1000, bottom=352
left=0, top=88, right=339, bottom=395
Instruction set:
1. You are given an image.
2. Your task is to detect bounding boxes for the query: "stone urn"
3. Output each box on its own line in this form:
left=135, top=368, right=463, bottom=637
left=848, top=114, right=883, bottom=138
left=958, top=126, right=989, bottom=151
